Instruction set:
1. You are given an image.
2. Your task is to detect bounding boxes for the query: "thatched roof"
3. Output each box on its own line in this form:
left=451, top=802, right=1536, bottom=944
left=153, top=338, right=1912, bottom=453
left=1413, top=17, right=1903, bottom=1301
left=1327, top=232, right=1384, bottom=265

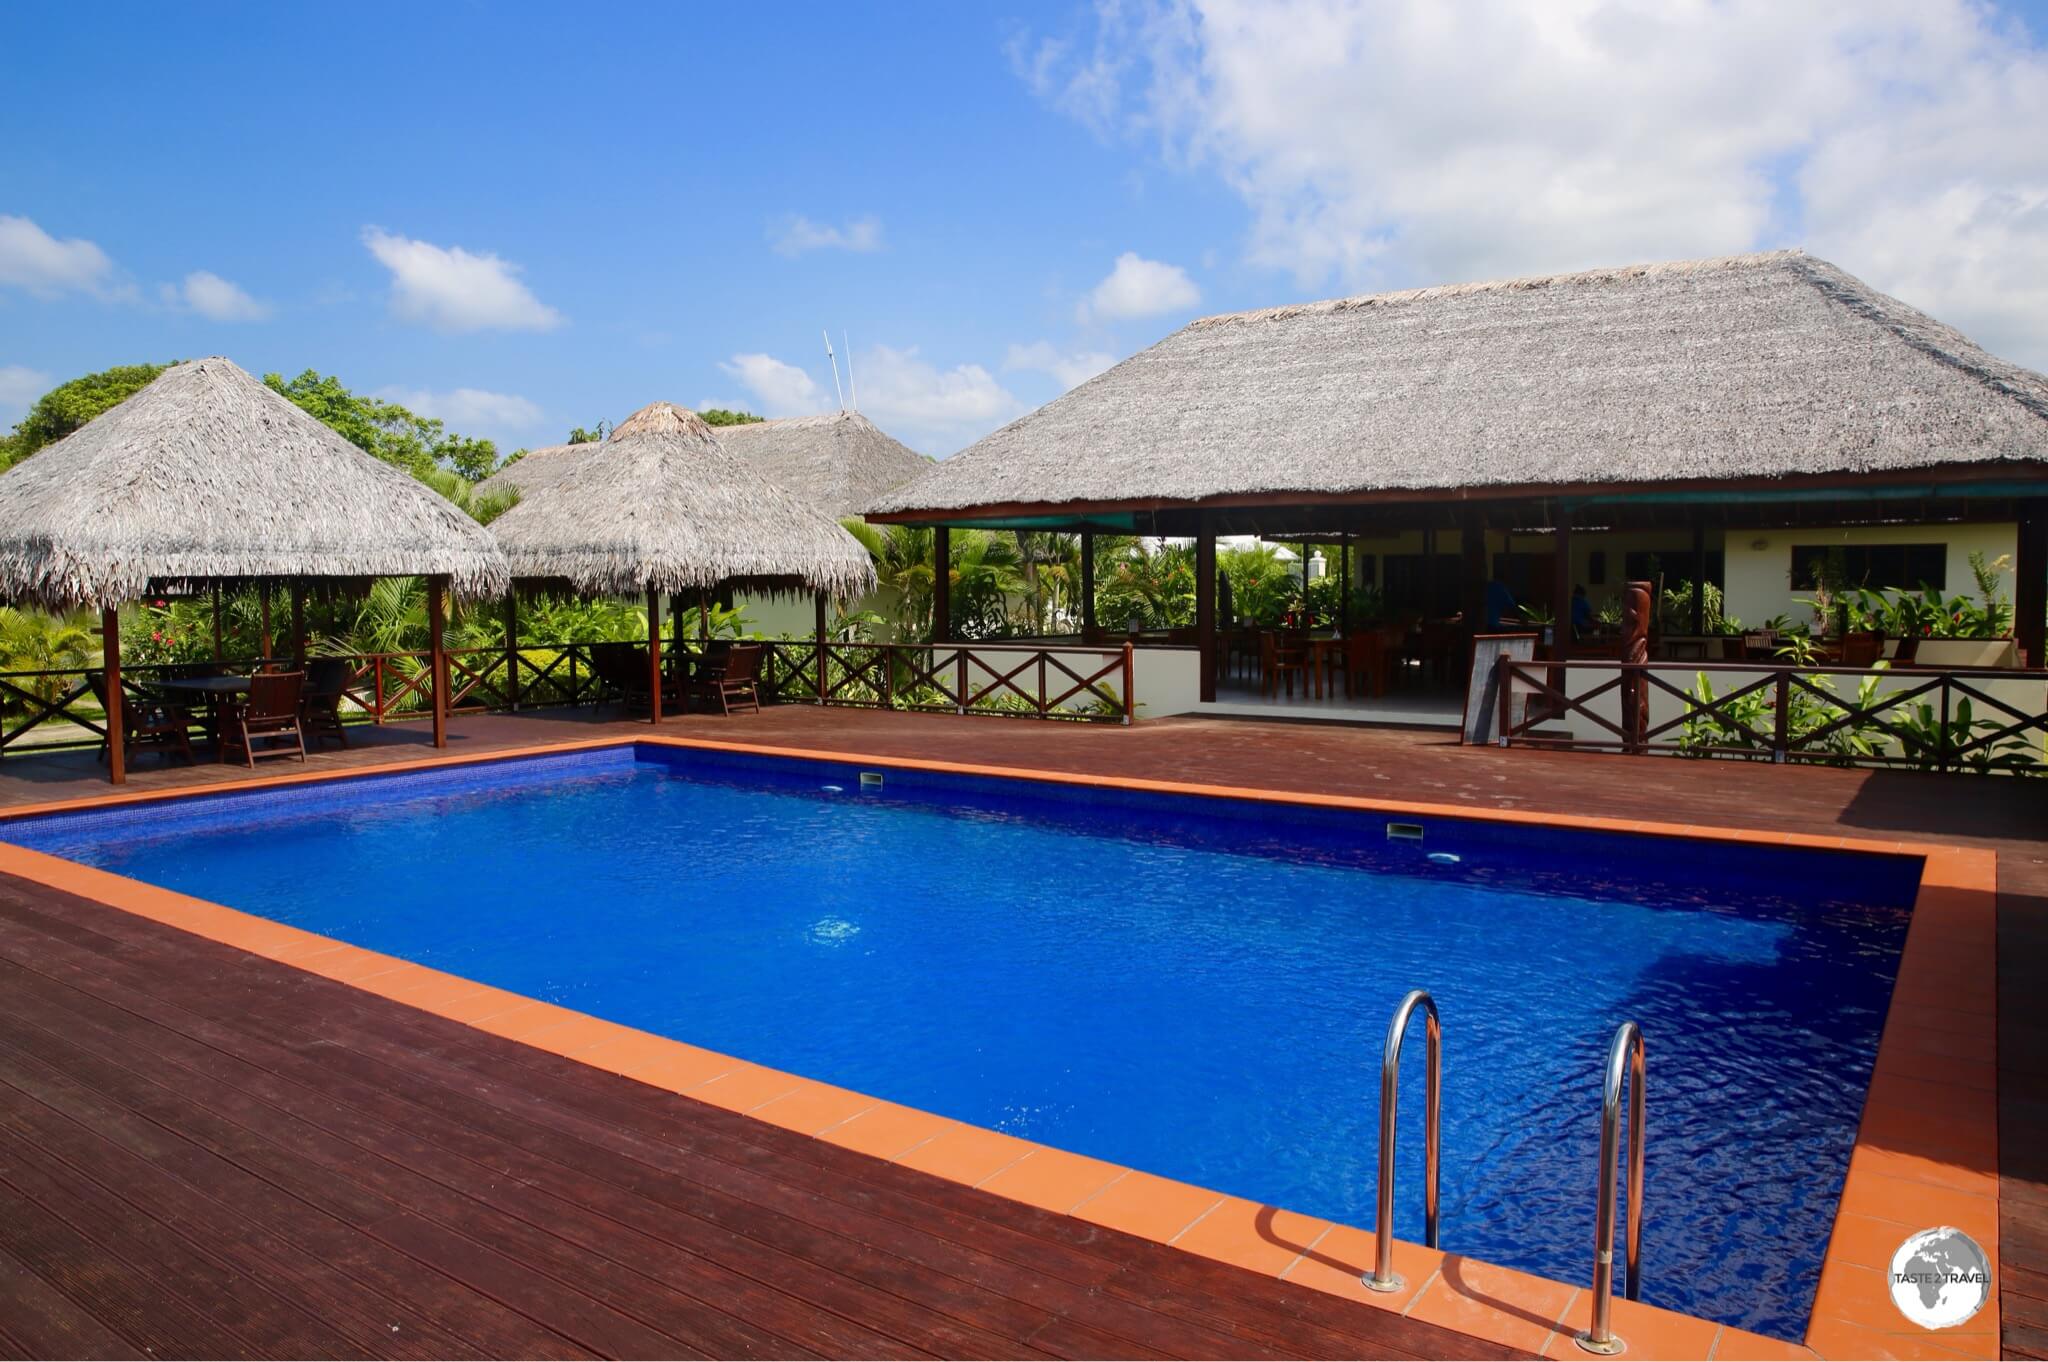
left=0, top=357, right=509, bottom=610
left=486, top=402, right=877, bottom=599
left=709, top=412, right=929, bottom=516
left=480, top=410, right=928, bottom=519
left=870, top=250, right=2048, bottom=520
left=474, top=441, right=588, bottom=501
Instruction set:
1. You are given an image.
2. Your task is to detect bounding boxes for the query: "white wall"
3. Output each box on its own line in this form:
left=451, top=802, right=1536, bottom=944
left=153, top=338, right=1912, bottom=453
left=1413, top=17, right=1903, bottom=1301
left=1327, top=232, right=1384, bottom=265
left=1723, top=522, right=2017, bottom=630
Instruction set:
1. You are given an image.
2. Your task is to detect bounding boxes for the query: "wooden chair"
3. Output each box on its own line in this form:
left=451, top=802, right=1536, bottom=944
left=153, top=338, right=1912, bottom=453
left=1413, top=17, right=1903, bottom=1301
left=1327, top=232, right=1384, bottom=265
left=86, top=671, right=195, bottom=767
left=300, top=657, right=353, bottom=750
left=586, top=642, right=642, bottom=712
left=1259, top=632, right=1308, bottom=699
left=689, top=643, right=762, bottom=715
left=220, top=671, right=306, bottom=768
left=1345, top=631, right=1390, bottom=699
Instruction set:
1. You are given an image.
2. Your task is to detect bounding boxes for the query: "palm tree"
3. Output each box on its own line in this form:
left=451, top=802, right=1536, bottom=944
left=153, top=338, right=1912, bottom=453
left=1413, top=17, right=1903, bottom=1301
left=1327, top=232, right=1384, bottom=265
left=840, top=520, right=1026, bottom=640
left=0, top=606, right=96, bottom=706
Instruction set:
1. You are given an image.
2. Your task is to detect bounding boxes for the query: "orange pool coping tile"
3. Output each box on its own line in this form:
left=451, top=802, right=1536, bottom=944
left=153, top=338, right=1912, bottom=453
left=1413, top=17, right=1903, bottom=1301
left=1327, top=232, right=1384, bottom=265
left=977, top=1147, right=1128, bottom=1215
left=820, top=1101, right=954, bottom=1162
left=0, top=731, right=2004, bottom=1361
left=1071, top=1169, right=1225, bottom=1244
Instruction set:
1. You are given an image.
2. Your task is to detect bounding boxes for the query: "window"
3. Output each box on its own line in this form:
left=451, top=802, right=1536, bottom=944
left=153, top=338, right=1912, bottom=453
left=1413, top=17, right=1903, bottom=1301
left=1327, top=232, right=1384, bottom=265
left=1382, top=554, right=1462, bottom=616
left=1790, top=543, right=1945, bottom=591
left=1587, top=550, right=1607, bottom=586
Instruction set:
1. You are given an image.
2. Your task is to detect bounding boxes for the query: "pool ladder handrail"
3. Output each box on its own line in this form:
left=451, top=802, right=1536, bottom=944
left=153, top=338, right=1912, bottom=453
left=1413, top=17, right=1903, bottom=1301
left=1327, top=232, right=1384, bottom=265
left=1363, top=988, right=1440, bottom=1293
left=1575, top=1021, right=1646, bottom=1356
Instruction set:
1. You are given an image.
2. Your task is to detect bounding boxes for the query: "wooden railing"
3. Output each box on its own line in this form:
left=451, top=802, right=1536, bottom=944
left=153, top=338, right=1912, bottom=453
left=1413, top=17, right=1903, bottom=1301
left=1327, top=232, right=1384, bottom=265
left=1494, top=657, right=2048, bottom=775
left=755, top=640, right=1134, bottom=722
left=0, top=638, right=1136, bottom=756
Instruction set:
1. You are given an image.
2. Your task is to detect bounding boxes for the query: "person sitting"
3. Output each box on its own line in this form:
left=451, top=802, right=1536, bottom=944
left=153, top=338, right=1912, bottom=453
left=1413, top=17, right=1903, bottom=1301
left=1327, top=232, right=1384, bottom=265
left=1571, top=584, right=1595, bottom=639
left=1484, top=576, right=1517, bottom=631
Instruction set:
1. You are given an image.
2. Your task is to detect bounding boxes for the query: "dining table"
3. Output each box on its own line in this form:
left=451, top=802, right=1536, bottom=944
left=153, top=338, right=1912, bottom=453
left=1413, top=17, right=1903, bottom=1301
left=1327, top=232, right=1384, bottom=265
left=148, top=674, right=251, bottom=748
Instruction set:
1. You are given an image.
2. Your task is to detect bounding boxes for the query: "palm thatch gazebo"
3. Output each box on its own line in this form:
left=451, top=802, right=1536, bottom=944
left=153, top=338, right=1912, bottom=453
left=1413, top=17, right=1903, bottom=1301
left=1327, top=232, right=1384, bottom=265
left=485, top=401, right=877, bottom=720
left=479, top=409, right=929, bottom=518
left=0, top=357, right=509, bottom=781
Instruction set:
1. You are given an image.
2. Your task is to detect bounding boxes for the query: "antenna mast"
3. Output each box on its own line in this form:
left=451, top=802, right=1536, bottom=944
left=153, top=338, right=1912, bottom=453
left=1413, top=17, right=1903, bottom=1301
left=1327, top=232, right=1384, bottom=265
left=843, top=331, right=857, bottom=411
left=823, top=329, right=846, bottom=411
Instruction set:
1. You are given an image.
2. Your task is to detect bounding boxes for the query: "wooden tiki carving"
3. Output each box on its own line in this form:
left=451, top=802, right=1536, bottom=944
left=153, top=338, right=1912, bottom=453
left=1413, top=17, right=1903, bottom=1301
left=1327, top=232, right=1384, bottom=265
left=1620, top=580, right=1652, bottom=752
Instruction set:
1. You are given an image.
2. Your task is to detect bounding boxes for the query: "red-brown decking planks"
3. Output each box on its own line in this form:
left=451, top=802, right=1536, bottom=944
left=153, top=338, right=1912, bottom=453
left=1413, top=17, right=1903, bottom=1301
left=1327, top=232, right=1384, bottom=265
left=0, top=704, right=2043, bottom=1358
left=0, top=865, right=1523, bottom=1360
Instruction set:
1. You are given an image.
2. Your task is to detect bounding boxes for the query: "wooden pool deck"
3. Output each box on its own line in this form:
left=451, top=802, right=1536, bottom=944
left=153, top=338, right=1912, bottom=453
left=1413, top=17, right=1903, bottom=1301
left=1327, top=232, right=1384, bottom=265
left=1, top=705, right=2043, bottom=1359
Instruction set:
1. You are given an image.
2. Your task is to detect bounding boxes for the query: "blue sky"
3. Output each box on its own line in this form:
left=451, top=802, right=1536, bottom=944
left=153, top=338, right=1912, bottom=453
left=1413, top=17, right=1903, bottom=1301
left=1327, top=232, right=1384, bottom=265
left=5, top=2, right=2048, bottom=459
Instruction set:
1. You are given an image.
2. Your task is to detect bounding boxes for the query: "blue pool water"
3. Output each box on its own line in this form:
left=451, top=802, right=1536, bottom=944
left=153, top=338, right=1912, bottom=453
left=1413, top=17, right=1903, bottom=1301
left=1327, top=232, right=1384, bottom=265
left=4, top=745, right=1920, bottom=1339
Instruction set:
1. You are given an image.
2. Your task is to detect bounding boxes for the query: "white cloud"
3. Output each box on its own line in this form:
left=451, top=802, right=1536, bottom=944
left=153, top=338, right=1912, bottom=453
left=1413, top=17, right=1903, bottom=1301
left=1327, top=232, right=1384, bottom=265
left=0, top=364, right=50, bottom=419
left=1019, top=0, right=2048, bottom=370
left=856, top=344, right=1024, bottom=448
left=1004, top=340, right=1118, bottom=390
left=360, top=227, right=562, bottom=332
left=0, top=215, right=120, bottom=298
left=770, top=214, right=885, bottom=256
left=720, top=353, right=827, bottom=416
left=376, top=386, right=545, bottom=431
left=161, top=270, right=272, bottom=322
left=720, top=345, right=1023, bottom=451
left=1079, top=251, right=1201, bottom=322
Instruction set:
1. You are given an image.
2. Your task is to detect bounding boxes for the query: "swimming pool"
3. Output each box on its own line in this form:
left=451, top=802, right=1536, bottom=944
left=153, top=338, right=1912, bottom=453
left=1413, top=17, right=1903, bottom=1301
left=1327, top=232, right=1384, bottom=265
left=3, top=744, right=1921, bottom=1339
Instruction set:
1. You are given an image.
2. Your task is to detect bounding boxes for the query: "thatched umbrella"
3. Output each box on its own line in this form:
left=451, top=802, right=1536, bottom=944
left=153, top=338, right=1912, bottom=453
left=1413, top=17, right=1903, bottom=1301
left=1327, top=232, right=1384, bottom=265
left=0, top=357, right=509, bottom=781
left=487, top=401, right=877, bottom=721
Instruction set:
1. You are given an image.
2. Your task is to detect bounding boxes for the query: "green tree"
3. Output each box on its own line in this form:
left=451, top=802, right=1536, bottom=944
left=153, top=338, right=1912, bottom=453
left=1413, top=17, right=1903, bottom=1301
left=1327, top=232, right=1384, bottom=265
left=567, top=423, right=607, bottom=444
left=261, top=369, right=501, bottom=481
left=699, top=408, right=764, bottom=427
left=0, top=363, right=172, bottom=471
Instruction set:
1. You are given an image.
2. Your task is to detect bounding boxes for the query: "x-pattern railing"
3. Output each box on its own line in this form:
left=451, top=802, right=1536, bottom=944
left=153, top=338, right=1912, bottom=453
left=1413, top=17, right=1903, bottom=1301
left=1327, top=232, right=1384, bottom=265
left=0, top=637, right=1135, bottom=756
left=1497, top=657, right=2046, bottom=773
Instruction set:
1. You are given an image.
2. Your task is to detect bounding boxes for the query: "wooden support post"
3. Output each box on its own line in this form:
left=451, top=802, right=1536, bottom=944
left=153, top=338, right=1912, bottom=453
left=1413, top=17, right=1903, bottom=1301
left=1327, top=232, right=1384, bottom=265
left=1080, top=530, right=1096, bottom=642
left=1460, top=519, right=1487, bottom=640
left=1196, top=515, right=1217, bottom=703
left=806, top=589, right=823, bottom=704
left=290, top=584, right=306, bottom=669
left=259, top=582, right=272, bottom=661
left=2018, top=499, right=2047, bottom=669
left=427, top=575, right=448, bottom=748
left=1421, top=527, right=1437, bottom=616
left=1339, top=533, right=1351, bottom=631
left=504, top=588, right=520, bottom=710
left=1552, top=513, right=1574, bottom=663
left=100, top=606, right=124, bottom=786
left=646, top=585, right=663, bottom=724
left=211, top=584, right=224, bottom=661
left=1689, top=522, right=1706, bottom=637
left=697, top=589, right=711, bottom=642
left=932, top=526, right=952, bottom=643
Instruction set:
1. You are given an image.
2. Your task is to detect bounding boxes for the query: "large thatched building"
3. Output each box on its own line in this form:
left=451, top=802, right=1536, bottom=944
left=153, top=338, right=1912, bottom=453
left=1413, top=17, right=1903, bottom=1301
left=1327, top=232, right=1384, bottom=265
left=870, top=250, right=2048, bottom=696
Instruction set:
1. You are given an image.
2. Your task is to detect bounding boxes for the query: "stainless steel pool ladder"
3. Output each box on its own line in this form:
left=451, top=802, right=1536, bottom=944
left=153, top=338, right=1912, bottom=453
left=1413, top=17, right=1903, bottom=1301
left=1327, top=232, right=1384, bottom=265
left=1363, top=988, right=1440, bottom=1292
left=1575, top=1021, right=1646, bottom=1356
